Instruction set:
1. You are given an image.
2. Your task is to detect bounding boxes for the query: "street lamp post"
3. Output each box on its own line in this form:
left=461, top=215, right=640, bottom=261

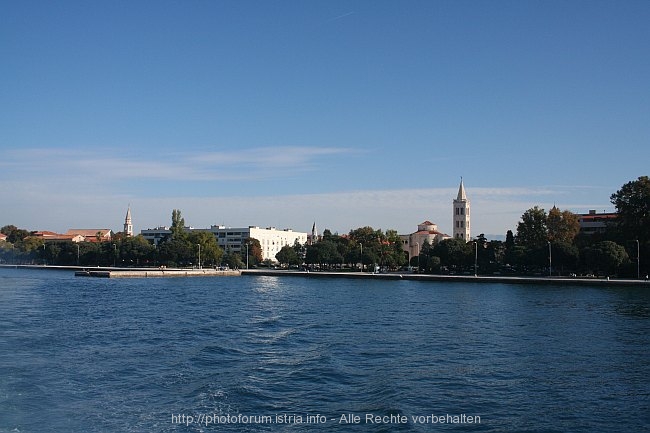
left=197, top=243, right=201, bottom=269
left=360, top=243, right=363, bottom=272
left=636, top=239, right=641, bottom=280
left=415, top=242, right=419, bottom=272
left=548, top=241, right=553, bottom=277
left=474, top=241, right=478, bottom=277
left=246, top=243, right=249, bottom=270
left=76, top=244, right=80, bottom=266
left=113, top=244, right=117, bottom=267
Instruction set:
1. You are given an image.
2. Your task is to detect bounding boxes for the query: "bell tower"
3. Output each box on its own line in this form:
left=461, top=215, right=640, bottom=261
left=453, top=179, right=470, bottom=241
left=124, top=205, right=133, bottom=237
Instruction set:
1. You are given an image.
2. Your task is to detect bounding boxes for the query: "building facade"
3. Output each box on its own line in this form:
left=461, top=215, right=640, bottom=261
left=140, top=226, right=173, bottom=246
left=453, top=179, right=471, bottom=241
left=206, top=226, right=307, bottom=262
left=400, top=221, right=451, bottom=262
left=578, top=210, right=617, bottom=236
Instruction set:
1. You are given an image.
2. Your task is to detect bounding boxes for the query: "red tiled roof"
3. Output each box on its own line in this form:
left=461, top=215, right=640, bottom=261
left=66, top=229, right=111, bottom=237
left=33, top=231, right=63, bottom=237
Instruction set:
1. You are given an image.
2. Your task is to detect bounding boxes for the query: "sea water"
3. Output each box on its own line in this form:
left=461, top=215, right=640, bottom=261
left=1, top=267, right=649, bottom=432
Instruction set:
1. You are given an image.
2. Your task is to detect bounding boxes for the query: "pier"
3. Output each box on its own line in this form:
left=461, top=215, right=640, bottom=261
left=75, top=268, right=241, bottom=278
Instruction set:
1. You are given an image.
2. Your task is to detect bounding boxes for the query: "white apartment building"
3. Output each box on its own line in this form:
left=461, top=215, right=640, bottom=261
left=141, top=225, right=308, bottom=262
left=140, top=226, right=174, bottom=246
left=208, top=226, right=307, bottom=262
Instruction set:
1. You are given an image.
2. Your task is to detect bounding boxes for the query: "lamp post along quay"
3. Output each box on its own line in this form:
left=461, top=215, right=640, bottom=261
left=360, top=243, right=363, bottom=272
left=636, top=239, right=641, bottom=280
left=548, top=241, right=553, bottom=277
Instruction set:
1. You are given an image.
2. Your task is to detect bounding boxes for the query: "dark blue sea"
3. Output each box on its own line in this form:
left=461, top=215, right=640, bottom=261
left=1, top=268, right=649, bottom=432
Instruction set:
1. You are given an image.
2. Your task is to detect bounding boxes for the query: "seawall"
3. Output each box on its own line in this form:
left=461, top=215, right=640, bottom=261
left=242, top=269, right=650, bottom=287
left=0, top=264, right=240, bottom=278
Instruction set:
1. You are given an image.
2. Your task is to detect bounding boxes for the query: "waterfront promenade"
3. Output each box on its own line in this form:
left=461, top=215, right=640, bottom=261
left=1, top=264, right=648, bottom=286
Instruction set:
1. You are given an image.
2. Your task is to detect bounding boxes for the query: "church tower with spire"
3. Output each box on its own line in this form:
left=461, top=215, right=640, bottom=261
left=310, top=221, right=319, bottom=245
left=124, top=206, right=133, bottom=237
left=453, top=179, right=471, bottom=241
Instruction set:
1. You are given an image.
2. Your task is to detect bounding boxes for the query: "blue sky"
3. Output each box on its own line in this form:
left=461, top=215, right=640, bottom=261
left=1, top=1, right=649, bottom=238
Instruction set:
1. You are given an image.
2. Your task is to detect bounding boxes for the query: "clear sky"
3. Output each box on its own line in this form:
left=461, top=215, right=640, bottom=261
left=2, top=1, right=649, bottom=238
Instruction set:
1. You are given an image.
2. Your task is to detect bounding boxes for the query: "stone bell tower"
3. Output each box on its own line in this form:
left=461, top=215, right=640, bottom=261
left=453, top=178, right=470, bottom=241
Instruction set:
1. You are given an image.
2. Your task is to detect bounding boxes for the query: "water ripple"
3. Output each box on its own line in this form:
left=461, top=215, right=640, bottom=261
left=1, top=269, right=649, bottom=432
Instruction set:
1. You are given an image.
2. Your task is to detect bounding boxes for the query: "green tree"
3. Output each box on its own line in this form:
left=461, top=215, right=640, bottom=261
left=170, top=209, right=186, bottom=239
left=1, top=225, right=30, bottom=244
left=348, top=226, right=406, bottom=271
left=53, top=241, right=100, bottom=267
left=610, top=176, right=650, bottom=242
left=223, top=252, right=244, bottom=269
left=157, top=237, right=193, bottom=267
left=503, top=230, right=516, bottom=266
left=276, top=245, right=301, bottom=267
left=484, top=240, right=505, bottom=273
left=188, top=231, right=223, bottom=268
left=322, top=228, right=335, bottom=242
left=509, top=245, right=536, bottom=271
left=305, top=240, right=343, bottom=269
left=413, top=239, right=431, bottom=269
left=0, top=225, right=18, bottom=236
left=433, top=238, right=472, bottom=270
left=16, top=236, right=44, bottom=254
left=416, top=240, right=442, bottom=273
left=582, top=241, right=629, bottom=276
left=117, top=235, right=156, bottom=266
left=292, top=239, right=306, bottom=262
left=505, top=230, right=515, bottom=250
left=551, top=241, right=580, bottom=275
left=610, top=176, right=650, bottom=275
left=381, top=229, right=407, bottom=269
left=516, top=206, right=548, bottom=249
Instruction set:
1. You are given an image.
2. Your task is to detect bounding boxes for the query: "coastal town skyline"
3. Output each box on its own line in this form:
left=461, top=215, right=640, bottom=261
left=2, top=2, right=647, bottom=236
left=1, top=178, right=623, bottom=243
